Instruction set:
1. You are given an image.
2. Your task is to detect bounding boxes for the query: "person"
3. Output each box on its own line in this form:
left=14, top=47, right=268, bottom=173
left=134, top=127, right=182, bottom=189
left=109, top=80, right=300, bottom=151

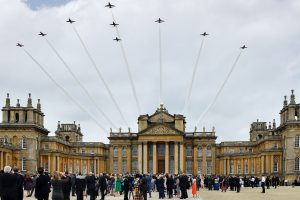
left=86, top=172, right=96, bottom=200
left=0, top=166, right=18, bottom=200
left=156, top=175, right=165, bottom=199
left=123, top=175, right=130, bottom=200
left=13, top=167, right=24, bottom=200
left=71, top=174, right=76, bottom=196
left=24, top=173, right=34, bottom=197
left=115, top=174, right=122, bottom=195
left=29, top=174, right=37, bottom=197
left=179, top=174, right=188, bottom=199
left=192, top=178, right=197, bottom=198
left=75, top=173, right=87, bottom=200
left=251, top=176, right=255, bottom=188
left=61, top=172, right=72, bottom=200
left=140, top=175, right=148, bottom=200
left=98, top=173, right=107, bottom=200
left=166, top=174, right=174, bottom=199
left=261, top=175, right=266, bottom=193
left=51, top=172, right=67, bottom=200
left=175, top=176, right=180, bottom=197
left=146, top=174, right=152, bottom=198
left=35, top=167, right=51, bottom=200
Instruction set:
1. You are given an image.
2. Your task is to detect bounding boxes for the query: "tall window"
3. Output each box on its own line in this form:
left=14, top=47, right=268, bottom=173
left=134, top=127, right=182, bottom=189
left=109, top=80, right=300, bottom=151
left=295, top=157, right=300, bottom=171
left=132, top=145, right=138, bottom=157
left=15, top=113, right=19, bottom=123
left=186, top=146, right=192, bottom=156
left=158, top=144, right=165, bottom=156
left=198, top=147, right=203, bottom=157
left=122, top=147, right=127, bottom=157
left=113, top=161, right=118, bottom=173
left=170, top=160, right=174, bottom=174
left=295, top=135, right=300, bottom=147
left=69, top=164, right=73, bottom=173
left=274, top=156, right=279, bottom=172
left=230, top=164, right=234, bottom=174
left=132, top=160, right=138, bottom=173
left=206, top=147, right=212, bottom=157
left=170, top=143, right=174, bottom=156
left=198, top=161, right=202, bottom=174
left=207, top=161, right=212, bottom=175
left=22, top=157, right=27, bottom=171
left=148, top=160, right=153, bottom=173
left=22, top=136, right=28, bottom=149
left=251, top=164, right=255, bottom=173
left=245, top=164, right=248, bottom=174
left=237, top=165, right=241, bottom=174
left=148, top=144, right=153, bottom=156
left=186, top=160, right=193, bottom=174
left=114, top=147, right=118, bottom=157
left=122, top=160, right=127, bottom=173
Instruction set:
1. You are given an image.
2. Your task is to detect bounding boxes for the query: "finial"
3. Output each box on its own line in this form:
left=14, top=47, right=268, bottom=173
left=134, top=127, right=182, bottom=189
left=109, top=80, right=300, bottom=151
left=16, top=99, right=20, bottom=107
left=5, top=93, right=10, bottom=107
left=110, top=128, right=112, bottom=132
left=212, top=126, right=215, bottom=132
left=257, top=119, right=259, bottom=122
left=268, top=122, right=271, bottom=129
left=128, top=127, right=131, bottom=133
left=290, top=89, right=296, bottom=104
left=29, top=93, right=31, bottom=98
left=160, top=102, right=164, bottom=109
left=57, top=121, right=61, bottom=128
left=7, top=93, right=9, bottom=98
left=194, top=126, right=197, bottom=132
left=203, top=126, right=205, bottom=132
left=27, top=93, right=32, bottom=107
left=37, top=99, right=41, bottom=110
left=119, top=127, right=121, bottom=132
left=273, top=119, right=276, bottom=129
left=74, top=121, right=76, bottom=124
left=284, top=95, right=288, bottom=106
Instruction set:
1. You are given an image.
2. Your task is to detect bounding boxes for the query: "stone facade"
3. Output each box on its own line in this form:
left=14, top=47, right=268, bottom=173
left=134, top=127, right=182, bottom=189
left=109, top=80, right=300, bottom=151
left=0, top=91, right=300, bottom=181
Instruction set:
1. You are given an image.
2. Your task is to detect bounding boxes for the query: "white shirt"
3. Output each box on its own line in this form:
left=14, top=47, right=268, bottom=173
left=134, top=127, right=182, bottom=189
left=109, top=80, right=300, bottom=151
left=261, top=176, right=266, bottom=183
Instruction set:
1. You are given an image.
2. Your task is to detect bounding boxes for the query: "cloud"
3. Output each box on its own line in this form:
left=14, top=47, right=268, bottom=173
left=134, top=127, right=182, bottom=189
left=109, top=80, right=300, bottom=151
left=0, top=0, right=299, bottom=143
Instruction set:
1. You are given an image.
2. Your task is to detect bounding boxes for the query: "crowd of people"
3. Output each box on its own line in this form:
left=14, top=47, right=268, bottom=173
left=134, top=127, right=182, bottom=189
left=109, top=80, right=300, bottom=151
left=0, top=165, right=299, bottom=200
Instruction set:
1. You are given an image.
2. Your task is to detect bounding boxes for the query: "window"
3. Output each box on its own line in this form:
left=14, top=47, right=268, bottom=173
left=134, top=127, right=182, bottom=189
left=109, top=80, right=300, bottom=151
left=295, top=157, right=300, bottom=171
left=44, top=143, right=49, bottom=150
left=207, top=147, right=212, bottom=157
left=114, top=147, right=118, bottom=157
left=63, top=164, right=67, bottom=172
left=122, top=160, right=127, bottom=173
left=132, top=145, right=138, bottom=156
left=170, top=143, right=174, bottom=156
left=158, top=144, right=165, bottom=156
left=15, top=113, right=19, bottom=123
left=237, top=165, right=241, bottom=174
left=45, top=162, right=48, bottom=171
left=207, top=161, right=212, bottom=175
left=198, top=147, right=203, bottom=157
left=132, top=160, right=138, bottom=173
left=198, top=161, right=202, bottom=174
left=122, top=147, right=127, bottom=157
left=274, top=143, right=278, bottom=149
left=148, top=160, right=153, bottom=173
left=22, top=157, right=27, bottom=171
left=75, top=164, right=79, bottom=174
left=82, top=149, right=85, bottom=153
left=295, top=135, right=300, bottom=147
left=22, top=136, right=28, bottom=149
left=251, top=164, right=255, bottom=173
left=113, top=161, right=118, bottom=173
left=230, top=164, right=234, bottom=174
left=186, top=146, right=192, bottom=156
left=170, top=160, right=174, bottom=174
left=245, top=164, right=248, bottom=174
left=148, top=144, right=153, bottom=156
left=273, top=162, right=278, bottom=172
left=69, top=164, right=73, bottom=173
left=186, top=160, right=193, bottom=174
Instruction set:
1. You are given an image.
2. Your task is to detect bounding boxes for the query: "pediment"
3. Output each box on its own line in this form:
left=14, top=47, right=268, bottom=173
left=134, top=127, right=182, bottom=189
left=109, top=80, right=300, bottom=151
left=139, top=124, right=183, bottom=136
left=149, top=112, right=174, bottom=123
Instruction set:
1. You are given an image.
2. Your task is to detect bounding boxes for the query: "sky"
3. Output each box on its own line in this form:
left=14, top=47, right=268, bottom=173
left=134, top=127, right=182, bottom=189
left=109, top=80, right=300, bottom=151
left=1, top=0, right=300, bottom=144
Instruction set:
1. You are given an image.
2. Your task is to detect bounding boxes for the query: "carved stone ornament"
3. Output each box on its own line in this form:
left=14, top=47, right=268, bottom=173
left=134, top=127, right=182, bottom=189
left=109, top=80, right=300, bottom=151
left=141, top=125, right=178, bottom=135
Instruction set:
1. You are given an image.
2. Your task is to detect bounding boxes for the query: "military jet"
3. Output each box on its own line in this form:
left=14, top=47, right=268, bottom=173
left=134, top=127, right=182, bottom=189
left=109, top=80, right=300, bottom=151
left=201, top=32, right=209, bottom=36
left=16, top=43, right=24, bottom=47
left=38, top=32, right=47, bottom=36
left=105, top=2, right=115, bottom=8
left=240, top=45, right=247, bottom=49
left=110, top=21, right=119, bottom=27
left=113, top=37, right=121, bottom=42
left=66, top=18, right=75, bottom=24
left=155, top=18, right=164, bottom=23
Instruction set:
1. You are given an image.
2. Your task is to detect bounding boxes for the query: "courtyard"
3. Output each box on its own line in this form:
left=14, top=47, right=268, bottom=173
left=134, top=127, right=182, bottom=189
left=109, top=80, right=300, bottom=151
left=26, top=186, right=300, bottom=200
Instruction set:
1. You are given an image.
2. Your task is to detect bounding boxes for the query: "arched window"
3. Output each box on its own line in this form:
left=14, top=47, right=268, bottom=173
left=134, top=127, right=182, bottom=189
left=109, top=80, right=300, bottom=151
left=198, top=147, right=203, bottom=157
left=22, top=136, right=28, bottom=149
left=114, top=147, right=118, bottom=157
left=15, top=113, right=19, bottom=123
left=186, top=146, right=192, bottom=156
left=122, top=147, right=127, bottom=157
left=295, top=135, right=300, bottom=148
left=295, top=157, right=300, bottom=171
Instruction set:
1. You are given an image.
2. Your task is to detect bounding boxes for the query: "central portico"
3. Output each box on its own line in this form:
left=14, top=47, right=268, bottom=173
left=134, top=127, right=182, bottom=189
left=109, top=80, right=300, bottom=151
left=108, top=104, right=217, bottom=175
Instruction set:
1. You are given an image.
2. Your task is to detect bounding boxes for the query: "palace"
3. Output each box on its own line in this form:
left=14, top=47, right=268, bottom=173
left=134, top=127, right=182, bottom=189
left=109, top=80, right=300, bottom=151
left=0, top=91, right=300, bottom=181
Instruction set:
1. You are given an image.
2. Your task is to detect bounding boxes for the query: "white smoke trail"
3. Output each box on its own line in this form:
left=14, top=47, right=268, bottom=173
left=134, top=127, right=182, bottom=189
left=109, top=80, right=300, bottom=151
left=196, top=49, right=244, bottom=126
left=158, top=24, right=163, bottom=104
left=182, top=36, right=206, bottom=114
left=44, top=37, right=117, bottom=130
left=110, top=11, right=142, bottom=114
left=71, top=25, right=129, bottom=127
left=22, top=47, right=107, bottom=133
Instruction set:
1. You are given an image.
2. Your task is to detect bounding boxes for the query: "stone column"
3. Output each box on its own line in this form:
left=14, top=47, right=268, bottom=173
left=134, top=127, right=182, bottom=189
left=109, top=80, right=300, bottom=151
left=0, top=151, right=4, bottom=170
left=127, top=145, right=132, bottom=173
left=180, top=142, right=184, bottom=173
left=138, top=142, right=143, bottom=173
left=227, top=159, right=230, bottom=174
left=118, top=146, right=122, bottom=173
left=109, top=146, right=113, bottom=173
left=270, top=155, right=274, bottom=173
left=153, top=142, right=157, bottom=174
left=48, top=156, right=51, bottom=172
left=165, top=142, right=169, bottom=173
left=202, top=146, right=207, bottom=175
left=143, top=142, right=148, bottom=173
left=241, top=158, right=244, bottom=174
left=57, top=156, right=60, bottom=172
left=223, top=159, right=227, bottom=175
left=193, top=145, right=198, bottom=175
left=266, top=155, right=270, bottom=174
left=261, top=155, right=265, bottom=174
left=174, top=142, right=179, bottom=174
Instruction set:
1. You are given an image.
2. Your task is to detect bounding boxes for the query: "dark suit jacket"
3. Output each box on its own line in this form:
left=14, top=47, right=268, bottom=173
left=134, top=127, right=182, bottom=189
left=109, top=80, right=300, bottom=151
left=35, top=174, right=51, bottom=199
left=0, top=173, right=18, bottom=199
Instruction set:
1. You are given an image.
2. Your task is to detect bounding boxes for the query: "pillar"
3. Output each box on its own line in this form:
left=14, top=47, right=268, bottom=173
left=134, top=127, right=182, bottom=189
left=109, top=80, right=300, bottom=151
left=1, top=151, right=4, bottom=170
left=143, top=142, right=148, bottom=173
left=261, top=155, right=265, bottom=174
left=193, top=145, right=198, bottom=175
left=180, top=142, right=184, bottom=173
left=118, top=146, right=122, bottom=173
left=109, top=146, right=113, bottom=173
left=153, top=142, right=157, bottom=174
left=202, top=146, right=207, bottom=175
left=165, top=142, right=169, bottom=173
left=270, top=155, right=274, bottom=173
left=127, top=145, right=131, bottom=173
left=223, top=159, right=227, bottom=175
left=174, top=142, right=179, bottom=174
left=138, top=142, right=143, bottom=173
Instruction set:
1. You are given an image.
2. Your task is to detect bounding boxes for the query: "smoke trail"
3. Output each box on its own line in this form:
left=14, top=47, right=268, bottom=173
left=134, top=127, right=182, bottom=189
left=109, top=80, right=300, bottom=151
left=182, top=37, right=206, bottom=114
left=22, top=47, right=107, bottom=133
left=110, top=11, right=141, bottom=114
left=71, top=25, right=129, bottom=127
left=44, top=37, right=117, bottom=129
left=196, top=49, right=243, bottom=126
left=158, top=24, right=163, bottom=104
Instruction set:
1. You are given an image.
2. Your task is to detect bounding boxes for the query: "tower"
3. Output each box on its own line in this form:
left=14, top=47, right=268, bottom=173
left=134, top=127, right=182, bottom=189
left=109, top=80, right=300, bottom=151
left=55, top=121, right=83, bottom=142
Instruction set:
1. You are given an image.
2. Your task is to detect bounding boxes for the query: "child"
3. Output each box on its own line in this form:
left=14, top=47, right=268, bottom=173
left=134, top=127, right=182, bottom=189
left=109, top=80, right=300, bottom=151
left=192, top=178, right=197, bottom=198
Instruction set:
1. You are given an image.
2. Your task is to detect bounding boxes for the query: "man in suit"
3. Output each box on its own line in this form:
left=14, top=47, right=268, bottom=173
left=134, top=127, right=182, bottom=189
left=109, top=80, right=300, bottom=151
left=13, top=167, right=24, bottom=200
left=86, top=172, right=96, bottom=200
left=75, top=173, right=87, bottom=200
left=62, top=172, right=72, bottom=200
left=0, top=166, right=18, bottom=200
left=98, top=173, right=107, bottom=200
left=35, top=167, right=51, bottom=200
